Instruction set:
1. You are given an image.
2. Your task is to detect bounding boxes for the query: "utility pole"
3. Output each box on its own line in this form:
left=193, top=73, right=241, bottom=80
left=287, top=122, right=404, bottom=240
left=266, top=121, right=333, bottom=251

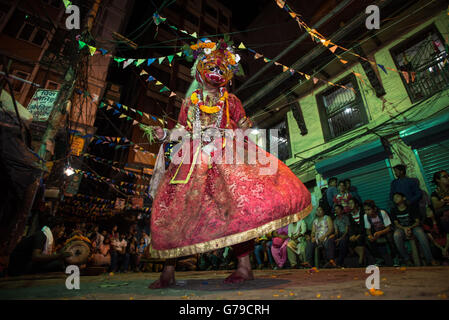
left=38, top=0, right=102, bottom=160
left=0, top=0, right=103, bottom=257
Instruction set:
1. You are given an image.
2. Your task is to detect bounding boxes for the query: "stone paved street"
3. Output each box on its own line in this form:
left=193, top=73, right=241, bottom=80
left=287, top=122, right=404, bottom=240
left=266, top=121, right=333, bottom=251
left=1, top=266, right=448, bottom=300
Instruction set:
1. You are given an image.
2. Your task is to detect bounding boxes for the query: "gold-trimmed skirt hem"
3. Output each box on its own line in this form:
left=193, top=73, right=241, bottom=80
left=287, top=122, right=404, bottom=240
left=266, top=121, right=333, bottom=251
left=148, top=203, right=313, bottom=259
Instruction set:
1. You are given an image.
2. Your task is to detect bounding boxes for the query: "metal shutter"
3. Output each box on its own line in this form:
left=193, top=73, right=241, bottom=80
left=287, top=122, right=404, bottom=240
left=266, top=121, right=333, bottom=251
left=415, top=139, right=449, bottom=193
left=336, top=159, right=394, bottom=210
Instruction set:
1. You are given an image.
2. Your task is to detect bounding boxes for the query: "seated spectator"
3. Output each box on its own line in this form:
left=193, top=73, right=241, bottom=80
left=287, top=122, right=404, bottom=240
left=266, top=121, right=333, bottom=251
left=141, top=232, right=151, bottom=247
left=199, top=250, right=222, bottom=271
left=390, top=164, right=422, bottom=208
left=90, top=237, right=111, bottom=267
left=391, top=192, right=438, bottom=266
left=326, top=177, right=338, bottom=215
left=92, top=226, right=104, bottom=249
left=136, top=238, right=147, bottom=271
left=271, top=225, right=290, bottom=269
left=430, top=170, right=449, bottom=233
left=110, top=232, right=129, bottom=272
left=254, top=234, right=275, bottom=269
left=363, top=200, right=400, bottom=267
left=128, top=237, right=139, bottom=272
left=333, top=205, right=350, bottom=267
left=423, top=209, right=449, bottom=265
left=8, top=216, right=72, bottom=276
left=319, top=187, right=332, bottom=217
left=109, top=225, right=118, bottom=241
left=305, top=206, right=336, bottom=268
left=347, top=198, right=366, bottom=267
left=345, top=179, right=363, bottom=204
left=287, top=219, right=307, bottom=268
left=334, top=181, right=353, bottom=214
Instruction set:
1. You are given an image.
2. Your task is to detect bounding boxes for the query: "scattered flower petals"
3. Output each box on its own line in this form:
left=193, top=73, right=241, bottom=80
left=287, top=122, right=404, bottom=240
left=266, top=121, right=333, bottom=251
left=368, top=288, right=384, bottom=296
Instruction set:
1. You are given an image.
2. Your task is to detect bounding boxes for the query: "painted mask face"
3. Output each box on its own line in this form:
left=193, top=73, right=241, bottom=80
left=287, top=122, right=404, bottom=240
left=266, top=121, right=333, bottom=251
left=196, top=50, right=234, bottom=87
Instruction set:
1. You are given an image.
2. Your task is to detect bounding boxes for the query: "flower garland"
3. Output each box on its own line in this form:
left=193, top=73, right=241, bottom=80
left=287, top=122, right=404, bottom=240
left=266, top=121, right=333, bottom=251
left=190, top=88, right=228, bottom=114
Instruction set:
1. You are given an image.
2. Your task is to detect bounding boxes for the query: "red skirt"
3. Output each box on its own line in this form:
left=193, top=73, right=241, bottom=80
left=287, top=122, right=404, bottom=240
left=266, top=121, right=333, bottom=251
left=149, top=137, right=312, bottom=258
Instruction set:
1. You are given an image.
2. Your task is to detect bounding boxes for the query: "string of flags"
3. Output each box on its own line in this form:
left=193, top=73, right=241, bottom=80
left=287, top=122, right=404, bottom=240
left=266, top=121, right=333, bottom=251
left=237, top=42, right=354, bottom=92
left=82, top=153, right=152, bottom=180
left=68, top=194, right=152, bottom=213
left=74, top=168, right=149, bottom=196
left=69, top=128, right=157, bottom=158
left=273, top=0, right=426, bottom=84
left=100, top=99, right=168, bottom=127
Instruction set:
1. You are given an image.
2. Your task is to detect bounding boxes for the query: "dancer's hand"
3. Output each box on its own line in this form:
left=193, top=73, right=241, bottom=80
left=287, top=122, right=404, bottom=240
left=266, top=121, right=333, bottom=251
left=238, top=116, right=253, bottom=129
left=154, top=126, right=165, bottom=140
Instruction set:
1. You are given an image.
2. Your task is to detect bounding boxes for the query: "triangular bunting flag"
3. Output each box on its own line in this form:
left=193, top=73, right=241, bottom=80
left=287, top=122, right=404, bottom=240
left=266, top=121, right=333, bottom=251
left=176, top=51, right=182, bottom=57
left=329, top=45, right=338, bottom=53
left=305, top=74, right=311, bottom=80
left=411, top=72, right=416, bottom=83
left=147, top=75, right=155, bottom=82
left=282, top=66, right=289, bottom=72
left=114, top=57, right=126, bottom=65
left=402, top=71, right=410, bottom=83
left=238, top=42, right=246, bottom=49
left=147, top=58, right=156, bottom=66
left=167, top=55, right=174, bottom=64
left=160, top=86, right=170, bottom=93
left=155, top=81, right=163, bottom=86
left=276, top=0, right=285, bottom=8
left=169, top=91, right=176, bottom=97
left=190, top=32, right=197, bottom=38
left=322, top=39, right=331, bottom=47
left=254, top=53, right=263, bottom=59
left=140, top=69, right=148, bottom=76
left=88, top=45, right=96, bottom=56
left=340, top=59, right=348, bottom=64
left=378, top=64, right=387, bottom=74
left=119, top=114, right=126, bottom=118
left=135, top=59, right=146, bottom=67
left=99, top=48, right=108, bottom=55
left=158, top=56, right=166, bottom=64
left=78, top=40, right=87, bottom=50
left=123, top=58, right=135, bottom=68
left=313, top=77, right=319, bottom=84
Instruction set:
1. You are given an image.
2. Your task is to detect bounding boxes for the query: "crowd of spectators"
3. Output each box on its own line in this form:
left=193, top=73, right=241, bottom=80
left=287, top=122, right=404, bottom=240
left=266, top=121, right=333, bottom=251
left=5, top=166, right=449, bottom=276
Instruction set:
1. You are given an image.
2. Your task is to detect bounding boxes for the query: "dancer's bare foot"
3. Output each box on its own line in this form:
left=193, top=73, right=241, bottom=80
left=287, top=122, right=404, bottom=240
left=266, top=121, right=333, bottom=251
left=223, top=267, right=254, bottom=284
left=148, top=265, right=175, bottom=289
left=223, top=255, right=254, bottom=284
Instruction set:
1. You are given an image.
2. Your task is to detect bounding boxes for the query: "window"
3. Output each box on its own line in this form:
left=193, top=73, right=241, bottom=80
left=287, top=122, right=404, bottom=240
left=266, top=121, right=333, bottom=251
left=202, top=23, right=216, bottom=36
left=391, top=25, right=449, bottom=103
left=42, top=0, right=62, bottom=8
left=269, top=121, right=290, bottom=161
left=204, top=4, right=217, bottom=19
left=317, top=74, right=368, bottom=141
left=219, top=12, right=229, bottom=26
left=45, top=80, right=60, bottom=90
left=184, top=10, right=199, bottom=26
left=17, top=22, right=48, bottom=47
left=11, top=70, right=31, bottom=93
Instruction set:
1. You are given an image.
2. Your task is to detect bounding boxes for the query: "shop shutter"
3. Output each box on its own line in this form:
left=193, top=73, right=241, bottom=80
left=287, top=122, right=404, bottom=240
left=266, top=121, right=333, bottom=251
left=415, top=138, right=449, bottom=193
left=336, top=159, right=394, bottom=211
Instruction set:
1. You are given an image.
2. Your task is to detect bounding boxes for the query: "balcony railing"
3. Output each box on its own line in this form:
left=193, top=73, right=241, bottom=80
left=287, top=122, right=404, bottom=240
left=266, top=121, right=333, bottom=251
left=404, top=51, right=449, bottom=102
